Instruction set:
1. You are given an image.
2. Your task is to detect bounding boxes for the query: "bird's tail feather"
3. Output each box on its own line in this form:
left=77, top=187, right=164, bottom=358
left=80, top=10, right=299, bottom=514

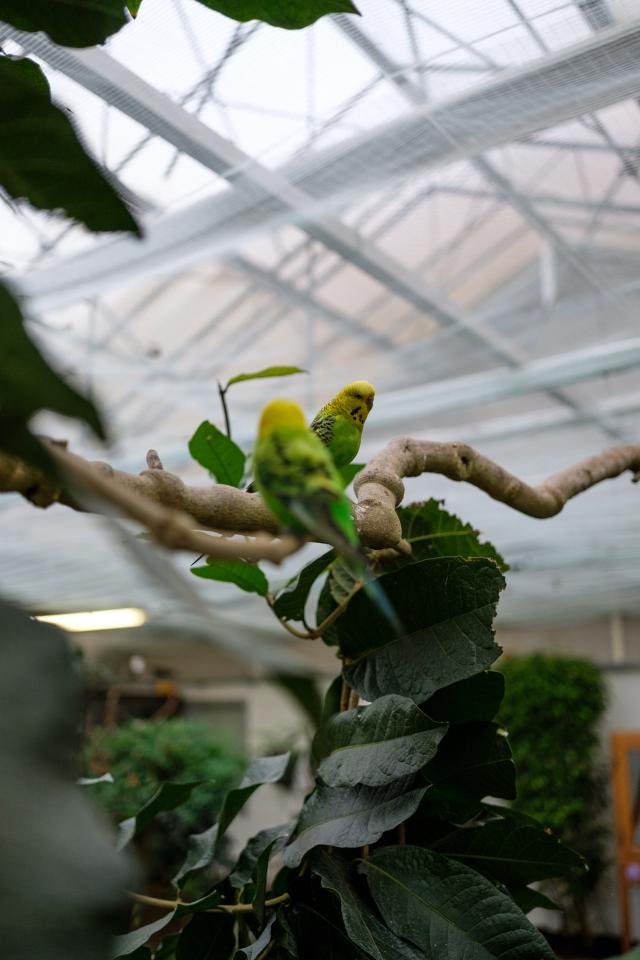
left=289, top=502, right=403, bottom=636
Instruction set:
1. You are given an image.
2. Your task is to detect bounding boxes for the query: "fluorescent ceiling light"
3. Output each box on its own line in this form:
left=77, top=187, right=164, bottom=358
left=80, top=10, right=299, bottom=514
left=35, top=607, right=147, bottom=632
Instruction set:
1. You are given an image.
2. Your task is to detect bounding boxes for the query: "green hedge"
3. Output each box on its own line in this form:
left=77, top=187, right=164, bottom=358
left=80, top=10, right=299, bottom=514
left=83, top=718, right=247, bottom=883
left=499, top=653, right=609, bottom=936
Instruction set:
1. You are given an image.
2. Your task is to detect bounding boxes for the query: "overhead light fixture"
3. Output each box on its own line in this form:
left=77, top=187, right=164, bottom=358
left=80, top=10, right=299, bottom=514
left=35, top=607, right=147, bottom=632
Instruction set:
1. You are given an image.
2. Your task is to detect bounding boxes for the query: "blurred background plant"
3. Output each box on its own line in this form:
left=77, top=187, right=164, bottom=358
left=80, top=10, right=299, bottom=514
left=82, top=718, right=247, bottom=887
left=499, top=653, right=609, bottom=945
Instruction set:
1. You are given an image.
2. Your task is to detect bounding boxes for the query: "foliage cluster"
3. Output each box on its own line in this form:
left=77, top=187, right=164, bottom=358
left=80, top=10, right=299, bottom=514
left=499, top=654, right=609, bottom=936
left=83, top=718, right=247, bottom=880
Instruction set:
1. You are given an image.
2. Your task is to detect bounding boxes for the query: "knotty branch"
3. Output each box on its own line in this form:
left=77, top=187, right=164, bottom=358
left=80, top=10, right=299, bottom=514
left=1, top=437, right=639, bottom=554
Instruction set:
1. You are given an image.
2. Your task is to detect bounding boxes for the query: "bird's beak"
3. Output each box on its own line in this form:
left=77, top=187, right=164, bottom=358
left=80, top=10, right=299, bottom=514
left=366, top=395, right=374, bottom=410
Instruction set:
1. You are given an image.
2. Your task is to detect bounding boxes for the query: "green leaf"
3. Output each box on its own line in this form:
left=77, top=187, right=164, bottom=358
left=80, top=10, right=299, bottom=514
left=398, top=500, right=508, bottom=571
left=218, top=754, right=291, bottom=845
left=339, top=463, right=364, bottom=488
left=271, top=549, right=335, bottom=622
left=0, top=0, right=129, bottom=45
left=230, top=824, right=292, bottom=888
left=127, top=0, right=144, bottom=14
left=237, top=913, right=277, bottom=959
left=175, top=889, right=223, bottom=918
left=0, top=282, right=105, bottom=461
left=318, top=695, right=448, bottom=788
left=192, top=559, right=268, bottom=596
left=117, top=780, right=208, bottom=851
left=112, top=914, right=176, bottom=959
left=0, top=601, right=131, bottom=960
left=424, top=722, right=516, bottom=801
left=340, top=558, right=505, bottom=703
left=174, top=754, right=291, bottom=884
left=510, top=886, right=562, bottom=913
left=435, top=818, right=585, bottom=886
left=311, top=676, right=343, bottom=764
left=189, top=420, right=246, bottom=487
left=283, top=776, right=427, bottom=867
left=422, top=671, right=505, bottom=723
left=176, top=913, right=235, bottom=960
left=0, top=58, right=139, bottom=233
left=311, top=850, right=425, bottom=960
left=173, top=823, right=219, bottom=886
left=360, top=846, right=555, bottom=960
left=272, top=674, right=324, bottom=728
left=225, top=365, right=307, bottom=388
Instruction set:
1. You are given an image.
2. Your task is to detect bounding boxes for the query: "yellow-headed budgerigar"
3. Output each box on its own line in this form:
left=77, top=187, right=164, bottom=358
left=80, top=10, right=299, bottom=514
left=253, top=398, right=401, bottom=633
left=310, top=380, right=375, bottom=469
left=245, top=380, right=374, bottom=492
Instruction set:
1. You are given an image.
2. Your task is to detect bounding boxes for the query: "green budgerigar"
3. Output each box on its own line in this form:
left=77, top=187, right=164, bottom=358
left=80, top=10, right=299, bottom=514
left=253, top=398, right=401, bottom=633
left=310, top=380, right=375, bottom=469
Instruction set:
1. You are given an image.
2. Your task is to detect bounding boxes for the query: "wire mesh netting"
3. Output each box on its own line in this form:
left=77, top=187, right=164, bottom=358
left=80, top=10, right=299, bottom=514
left=1, top=0, right=640, bottom=626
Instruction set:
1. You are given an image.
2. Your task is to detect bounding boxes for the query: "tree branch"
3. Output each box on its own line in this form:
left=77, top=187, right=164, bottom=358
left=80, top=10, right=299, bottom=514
left=353, top=437, right=640, bottom=547
left=1, top=437, right=639, bottom=552
left=0, top=441, right=299, bottom=564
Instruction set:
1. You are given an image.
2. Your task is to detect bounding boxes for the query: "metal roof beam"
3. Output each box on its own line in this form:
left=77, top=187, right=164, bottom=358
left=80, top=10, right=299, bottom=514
left=9, top=15, right=640, bottom=313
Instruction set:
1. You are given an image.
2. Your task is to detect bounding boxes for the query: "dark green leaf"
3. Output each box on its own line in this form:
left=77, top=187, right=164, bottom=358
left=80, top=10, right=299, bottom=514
left=217, top=754, right=290, bottom=849
left=112, top=913, right=176, bottom=959
left=171, top=757, right=291, bottom=888
left=329, top=560, right=358, bottom=605
left=230, top=824, right=291, bottom=889
left=226, top=366, right=307, bottom=388
left=341, top=558, right=505, bottom=703
left=318, top=695, right=447, bottom=788
left=272, top=673, right=324, bottom=728
left=0, top=0, right=129, bottom=46
left=271, top=549, right=335, bottom=621
left=510, top=886, right=561, bottom=913
left=0, top=602, right=131, bottom=960
left=284, top=903, right=365, bottom=960
left=315, top=576, right=340, bottom=647
left=189, top=420, right=246, bottom=487
left=173, top=824, right=218, bottom=886
left=237, top=913, right=277, bottom=959
left=202, top=0, right=358, bottom=30
left=0, top=282, right=105, bottom=460
left=175, top=889, right=223, bottom=918
left=192, top=559, right=268, bottom=596
left=0, top=58, right=139, bottom=233
left=435, top=818, right=585, bottom=886
left=339, top=463, right=364, bottom=488
left=424, top=722, right=516, bottom=801
left=127, top=0, right=144, bottom=14
left=117, top=780, right=208, bottom=850
left=398, top=500, right=508, bottom=571
left=422, top=671, right=505, bottom=723
left=482, top=802, right=542, bottom=828
left=283, top=776, right=426, bottom=867
left=361, top=846, right=555, bottom=960
left=176, top=913, right=236, bottom=960
left=312, top=849, right=425, bottom=960
left=311, top=676, right=343, bottom=764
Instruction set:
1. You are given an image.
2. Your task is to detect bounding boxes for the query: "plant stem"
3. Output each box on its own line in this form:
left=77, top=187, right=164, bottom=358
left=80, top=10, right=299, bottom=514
left=340, top=679, right=351, bottom=712
left=267, top=579, right=364, bottom=640
left=128, top=891, right=290, bottom=914
left=217, top=380, right=232, bottom=439
left=397, top=823, right=406, bottom=845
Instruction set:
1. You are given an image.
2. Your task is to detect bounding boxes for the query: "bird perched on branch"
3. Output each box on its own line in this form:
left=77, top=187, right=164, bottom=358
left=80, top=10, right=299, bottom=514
left=253, top=398, right=401, bottom=633
left=310, top=380, right=375, bottom=469
left=246, top=381, right=375, bottom=492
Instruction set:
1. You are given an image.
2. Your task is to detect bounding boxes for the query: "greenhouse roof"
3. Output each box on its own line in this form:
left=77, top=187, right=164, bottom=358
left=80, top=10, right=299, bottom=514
left=2, top=0, right=640, bottom=628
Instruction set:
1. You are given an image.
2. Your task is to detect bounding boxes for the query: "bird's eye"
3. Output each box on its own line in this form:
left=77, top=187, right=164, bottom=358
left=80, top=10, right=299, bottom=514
left=355, top=393, right=362, bottom=400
